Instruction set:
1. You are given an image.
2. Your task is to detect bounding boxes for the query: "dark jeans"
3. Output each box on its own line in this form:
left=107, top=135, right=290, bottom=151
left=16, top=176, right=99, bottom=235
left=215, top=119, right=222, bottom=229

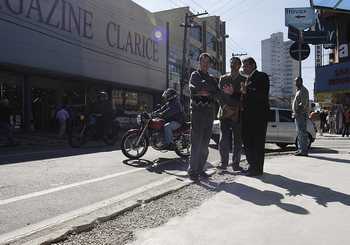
left=342, top=122, right=350, bottom=137
left=188, top=106, right=214, bottom=176
left=219, top=119, right=242, bottom=167
left=0, top=122, right=14, bottom=144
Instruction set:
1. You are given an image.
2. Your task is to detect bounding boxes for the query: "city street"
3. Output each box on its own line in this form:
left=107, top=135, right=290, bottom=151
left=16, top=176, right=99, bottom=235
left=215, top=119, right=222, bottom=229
left=0, top=136, right=349, bottom=244
left=0, top=141, right=222, bottom=244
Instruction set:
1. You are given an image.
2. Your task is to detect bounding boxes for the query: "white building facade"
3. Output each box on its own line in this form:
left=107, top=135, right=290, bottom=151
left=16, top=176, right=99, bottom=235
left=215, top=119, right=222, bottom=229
left=261, top=32, right=298, bottom=103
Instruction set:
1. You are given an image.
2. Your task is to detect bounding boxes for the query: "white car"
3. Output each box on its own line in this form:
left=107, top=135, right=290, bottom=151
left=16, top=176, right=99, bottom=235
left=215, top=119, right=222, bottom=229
left=212, top=107, right=317, bottom=149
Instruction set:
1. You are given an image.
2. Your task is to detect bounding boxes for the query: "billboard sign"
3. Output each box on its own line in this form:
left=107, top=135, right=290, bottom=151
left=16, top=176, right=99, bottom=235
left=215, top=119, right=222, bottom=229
left=285, top=7, right=316, bottom=30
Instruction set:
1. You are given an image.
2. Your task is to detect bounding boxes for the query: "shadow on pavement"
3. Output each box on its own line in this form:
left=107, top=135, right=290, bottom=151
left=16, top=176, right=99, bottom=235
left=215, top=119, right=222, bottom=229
left=261, top=173, right=350, bottom=207
left=198, top=177, right=309, bottom=215
left=0, top=144, right=121, bottom=166
left=123, top=157, right=190, bottom=177
left=309, top=147, right=339, bottom=154
left=307, top=155, right=350, bottom=165
left=123, top=159, right=153, bottom=168
left=197, top=169, right=350, bottom=214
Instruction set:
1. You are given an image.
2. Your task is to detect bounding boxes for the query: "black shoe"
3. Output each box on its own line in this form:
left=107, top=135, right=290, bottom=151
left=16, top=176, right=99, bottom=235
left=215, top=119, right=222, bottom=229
left=294, top=152, right=308, bottom=157
left=189, top=174, right=199, bottom=182
left=244, top=171, right=263, bottom=177
left=216, top=165, right=227, bottom=170
left=163, top=143, right=175, bottom=151
left=199, top=171, right=211, bottom=179
left=232, top=165, right=243, bottom=172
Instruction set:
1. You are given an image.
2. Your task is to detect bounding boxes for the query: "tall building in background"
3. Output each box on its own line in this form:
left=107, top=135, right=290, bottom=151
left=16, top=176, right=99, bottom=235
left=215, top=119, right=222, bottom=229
left=262, top=32, right=298, bottom=105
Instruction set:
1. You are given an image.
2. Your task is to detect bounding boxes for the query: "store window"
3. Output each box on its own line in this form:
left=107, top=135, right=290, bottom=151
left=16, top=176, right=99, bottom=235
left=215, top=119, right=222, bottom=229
left=189, top=45, right=201, bottom=62
left=0, top=72, right=23, bottom=130
left=279, top=110, right=294, bottom=122
left=190, top=24, right=202, bottom=42
left=112, top=89, right=154, bottom=114
left=206, top=32, right=217, bottom=51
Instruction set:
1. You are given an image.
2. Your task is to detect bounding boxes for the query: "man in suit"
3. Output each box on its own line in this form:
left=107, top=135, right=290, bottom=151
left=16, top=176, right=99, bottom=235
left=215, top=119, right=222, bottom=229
left=241, top=57, right=270, bottom=177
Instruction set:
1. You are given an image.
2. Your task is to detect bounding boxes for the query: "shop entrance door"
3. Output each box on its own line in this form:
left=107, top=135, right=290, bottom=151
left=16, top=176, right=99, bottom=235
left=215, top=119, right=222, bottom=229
left=31, top=87, right=57, bottom=132
left=0, top=72, right=23, bottom=130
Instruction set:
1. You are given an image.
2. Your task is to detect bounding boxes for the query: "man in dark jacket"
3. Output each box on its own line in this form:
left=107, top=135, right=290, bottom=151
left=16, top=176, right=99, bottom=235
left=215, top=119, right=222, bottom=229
left=0, top=98, right=15, bottom=145
left=241, top=57, right=270, bottom=177
left=155, top=88, right=185, bottom=150
left=217, top=57, right=245, bottom=171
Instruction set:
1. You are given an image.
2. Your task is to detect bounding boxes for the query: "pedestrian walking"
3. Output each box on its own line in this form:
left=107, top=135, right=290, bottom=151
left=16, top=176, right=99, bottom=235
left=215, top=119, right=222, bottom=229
left=309, top=110, right=320, bottom=136
left=342, top=107, right=350, bottom=137
left=319, top=109, right=327, bottom=136
left=292, top=77, right=310, bottom=156
left=188, top=53, right=231, bottom=181
left=56, top=105, right=70, bottom=138
left=217, top=57, right=245, bottom=171
left=0, top=98, right=16, bottom=146
left=241, top=57, right=270, bottom=177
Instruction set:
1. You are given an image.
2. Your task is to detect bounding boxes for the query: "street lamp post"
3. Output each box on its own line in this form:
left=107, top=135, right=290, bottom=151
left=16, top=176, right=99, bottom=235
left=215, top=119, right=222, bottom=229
left=180, top=11, right=208, bottom=102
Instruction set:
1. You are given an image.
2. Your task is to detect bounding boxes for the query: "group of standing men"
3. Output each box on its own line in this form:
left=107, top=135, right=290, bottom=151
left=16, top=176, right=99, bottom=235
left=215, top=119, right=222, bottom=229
left=188, top=53, right=270, bottom=181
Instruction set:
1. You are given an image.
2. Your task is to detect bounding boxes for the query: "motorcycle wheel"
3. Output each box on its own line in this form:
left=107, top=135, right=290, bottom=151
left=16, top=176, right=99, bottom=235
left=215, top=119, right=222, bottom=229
left=121, top=131, right=149, bottom=159
left=174, top=132, right=191, bottom=158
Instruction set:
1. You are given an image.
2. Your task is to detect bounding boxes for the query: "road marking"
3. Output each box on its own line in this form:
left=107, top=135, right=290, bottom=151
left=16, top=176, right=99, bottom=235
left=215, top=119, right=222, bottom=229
left=0, top=176, right=178, bottom=244
left=0, top=168, right=144, bottom=206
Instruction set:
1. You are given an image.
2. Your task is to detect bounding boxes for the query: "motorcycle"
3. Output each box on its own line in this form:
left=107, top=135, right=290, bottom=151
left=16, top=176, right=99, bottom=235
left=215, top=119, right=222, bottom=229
left=121, top=111, right=191, bottom=159
left=68, top=113, right=119, bottom=148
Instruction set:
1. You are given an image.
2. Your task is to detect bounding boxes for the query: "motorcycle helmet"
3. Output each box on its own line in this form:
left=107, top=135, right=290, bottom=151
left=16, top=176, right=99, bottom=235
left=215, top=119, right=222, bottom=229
left=162, top=88, right=177, bottom=102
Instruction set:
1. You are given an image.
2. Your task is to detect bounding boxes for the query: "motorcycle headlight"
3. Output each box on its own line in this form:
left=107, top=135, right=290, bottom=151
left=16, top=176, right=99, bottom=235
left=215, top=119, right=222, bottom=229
left=137, top=115, right=142, bottom=125
left=80, top=115, right=85, bottom=121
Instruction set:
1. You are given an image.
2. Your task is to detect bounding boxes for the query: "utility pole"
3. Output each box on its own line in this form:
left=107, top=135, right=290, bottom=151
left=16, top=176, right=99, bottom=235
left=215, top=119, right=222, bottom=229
left=180, top=11, right=208, bottom=101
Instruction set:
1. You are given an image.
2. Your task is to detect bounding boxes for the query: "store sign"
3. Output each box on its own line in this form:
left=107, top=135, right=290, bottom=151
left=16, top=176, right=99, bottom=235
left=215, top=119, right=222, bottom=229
left=287, top=12, right=336, bottom=47
left=0, top=0, right=167, bottom=90
left=315, top=45, right=322, bottom=67
left=285, top=7, right=316, bottom=31
left=339, top=44, right=349, bottom=59
left=0, top=0, right=162, bottom=63
left=315, top=61, right=350, bottom=93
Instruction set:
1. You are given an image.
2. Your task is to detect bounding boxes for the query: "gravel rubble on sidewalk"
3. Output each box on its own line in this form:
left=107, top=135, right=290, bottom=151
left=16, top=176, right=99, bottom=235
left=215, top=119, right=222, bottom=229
left=54, top=172, right=237, bottom=245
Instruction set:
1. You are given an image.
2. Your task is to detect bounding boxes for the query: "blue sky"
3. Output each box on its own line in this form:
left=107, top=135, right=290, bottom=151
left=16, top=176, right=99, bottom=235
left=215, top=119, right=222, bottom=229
left=132, top=0, right=316, bottom=98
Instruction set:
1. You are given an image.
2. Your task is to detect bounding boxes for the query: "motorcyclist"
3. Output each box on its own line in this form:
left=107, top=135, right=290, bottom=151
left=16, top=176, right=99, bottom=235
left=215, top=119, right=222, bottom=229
left=154, top=88, right=185, bottom=150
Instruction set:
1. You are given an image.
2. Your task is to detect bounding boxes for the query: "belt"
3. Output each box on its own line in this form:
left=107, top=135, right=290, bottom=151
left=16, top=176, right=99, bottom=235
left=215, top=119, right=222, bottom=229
left=191, top=97, right=214, bottom=104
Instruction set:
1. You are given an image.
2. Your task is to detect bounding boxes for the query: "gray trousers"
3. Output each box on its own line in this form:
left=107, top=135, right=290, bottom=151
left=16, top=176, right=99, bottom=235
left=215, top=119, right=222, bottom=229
left=295, top=113, right=309, bottom=154
left=188, top=106, right=214, bottom=176
left=219, top=119, right=242, bottom=167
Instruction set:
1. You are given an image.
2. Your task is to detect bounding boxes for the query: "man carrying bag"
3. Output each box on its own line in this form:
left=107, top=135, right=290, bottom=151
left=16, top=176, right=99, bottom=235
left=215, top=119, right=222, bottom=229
left=217, top=57, right=245, bottom=171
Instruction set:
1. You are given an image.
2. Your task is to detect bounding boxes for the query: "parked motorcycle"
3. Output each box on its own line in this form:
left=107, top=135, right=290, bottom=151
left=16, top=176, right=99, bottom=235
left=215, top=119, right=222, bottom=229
left=121, top=111, right=191, bottom=159
left=68, top=113, right=119, bottom=148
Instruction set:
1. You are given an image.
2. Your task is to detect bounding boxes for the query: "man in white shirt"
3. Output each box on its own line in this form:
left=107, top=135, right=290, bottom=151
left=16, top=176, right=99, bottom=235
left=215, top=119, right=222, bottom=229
left=292, top=77, right=310, bottom=156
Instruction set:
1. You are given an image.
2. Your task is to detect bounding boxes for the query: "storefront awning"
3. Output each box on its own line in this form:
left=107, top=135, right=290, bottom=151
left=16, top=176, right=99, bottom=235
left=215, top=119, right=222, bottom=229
left=310, top=0, right=350, bottom=13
